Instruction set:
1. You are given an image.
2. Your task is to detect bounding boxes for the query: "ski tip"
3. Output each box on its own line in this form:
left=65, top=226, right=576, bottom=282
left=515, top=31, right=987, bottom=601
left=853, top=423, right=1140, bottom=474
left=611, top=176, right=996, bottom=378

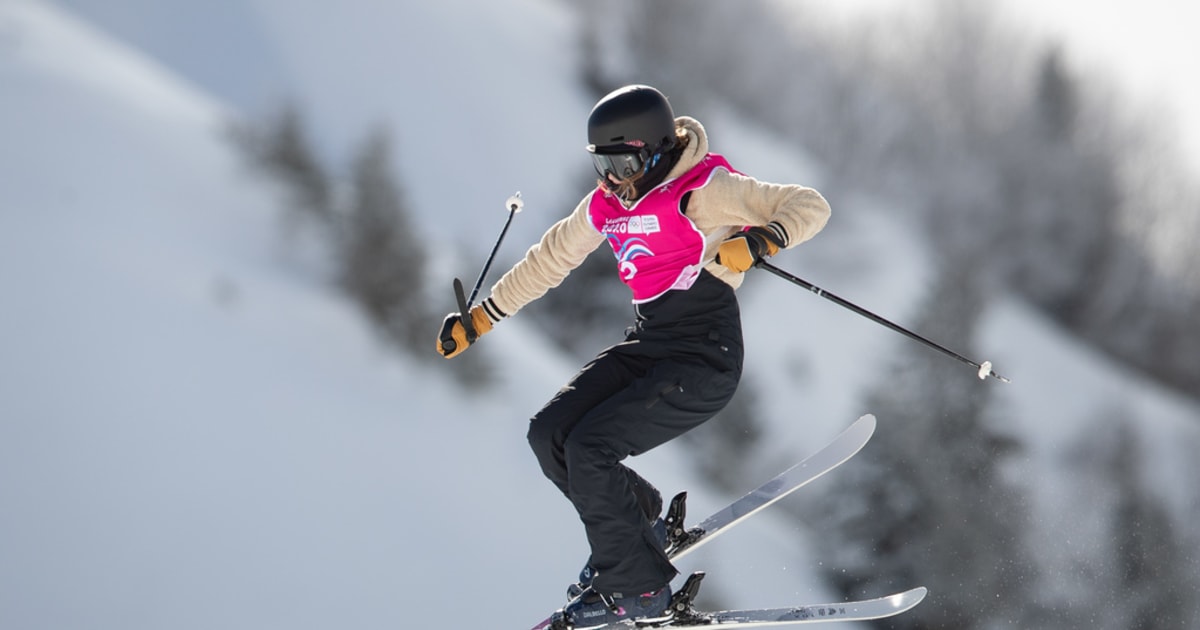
left=853, top=413, right=877, bottom=437
left=895, top=586, right=928, bottom=611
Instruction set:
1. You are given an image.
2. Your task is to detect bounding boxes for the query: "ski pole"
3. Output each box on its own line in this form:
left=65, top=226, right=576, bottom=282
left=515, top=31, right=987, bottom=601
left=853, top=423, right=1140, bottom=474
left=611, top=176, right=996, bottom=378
left=448, top=192, right=524, bottom=347
left=755, top=260, right=1011, bottom=383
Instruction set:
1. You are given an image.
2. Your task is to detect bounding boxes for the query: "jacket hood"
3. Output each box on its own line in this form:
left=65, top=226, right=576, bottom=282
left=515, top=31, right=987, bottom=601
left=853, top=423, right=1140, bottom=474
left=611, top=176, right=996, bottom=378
left=665, top=116, right=710, bottom=181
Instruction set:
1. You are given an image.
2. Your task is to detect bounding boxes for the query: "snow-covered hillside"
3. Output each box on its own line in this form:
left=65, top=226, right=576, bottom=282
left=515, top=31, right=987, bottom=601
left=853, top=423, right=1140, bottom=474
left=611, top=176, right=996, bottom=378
left=0, top=3, right=583, bottom=629
left=3, top=1, right=1198, bottom=629
left=0, top=3, right=845, bottom=628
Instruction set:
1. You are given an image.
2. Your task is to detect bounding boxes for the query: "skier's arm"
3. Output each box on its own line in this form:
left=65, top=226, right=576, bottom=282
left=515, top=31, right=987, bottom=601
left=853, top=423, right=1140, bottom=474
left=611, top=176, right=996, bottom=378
left=486, top=196, right=605, bottom=318
left=704, top=170, right=830, bottom=249
left=436, top=197, right=602, bottom=358
left=693, top=171, right=830, bottom=274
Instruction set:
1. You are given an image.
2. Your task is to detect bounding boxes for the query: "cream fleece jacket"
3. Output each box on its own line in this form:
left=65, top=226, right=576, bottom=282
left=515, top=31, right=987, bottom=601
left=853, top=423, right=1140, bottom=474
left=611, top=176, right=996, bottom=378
left=483, top=116, right=830, bottom=320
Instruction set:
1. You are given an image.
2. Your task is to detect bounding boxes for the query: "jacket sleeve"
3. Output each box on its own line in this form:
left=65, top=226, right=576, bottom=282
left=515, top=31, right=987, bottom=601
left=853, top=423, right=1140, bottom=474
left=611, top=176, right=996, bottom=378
left=688, top=170, right=830, bottom=288
left=692, top=170, right=831, bottom=249
left=485, top=195, right=606, bottom=319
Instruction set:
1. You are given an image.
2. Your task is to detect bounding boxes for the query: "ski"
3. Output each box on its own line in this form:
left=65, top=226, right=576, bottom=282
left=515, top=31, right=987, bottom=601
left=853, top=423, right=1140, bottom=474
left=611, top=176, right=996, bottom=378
left=534, top=571, right=926, bottom=629
left=683, top=587, right=927, bottom=627
left=531, top=415, right=884, bottom=630
left=664, top=413, right=876, bottom=561
left=667, top=573, right=927, bottom=627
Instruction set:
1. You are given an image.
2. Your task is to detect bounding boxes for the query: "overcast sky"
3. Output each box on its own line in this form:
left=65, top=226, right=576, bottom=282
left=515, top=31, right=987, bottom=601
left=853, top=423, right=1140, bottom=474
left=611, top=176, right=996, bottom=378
left=811, top=0, right=1200, bottom=175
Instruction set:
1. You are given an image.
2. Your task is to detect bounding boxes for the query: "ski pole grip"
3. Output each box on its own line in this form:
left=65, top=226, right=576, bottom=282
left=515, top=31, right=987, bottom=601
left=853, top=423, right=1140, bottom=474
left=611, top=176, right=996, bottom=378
left=453, top=277, right=477, bottom=343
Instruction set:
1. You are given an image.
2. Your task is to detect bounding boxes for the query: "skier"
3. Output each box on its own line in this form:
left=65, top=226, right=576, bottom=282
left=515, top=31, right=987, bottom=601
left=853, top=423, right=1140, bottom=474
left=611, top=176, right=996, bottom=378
left=437, top=84, right=831, bottom=627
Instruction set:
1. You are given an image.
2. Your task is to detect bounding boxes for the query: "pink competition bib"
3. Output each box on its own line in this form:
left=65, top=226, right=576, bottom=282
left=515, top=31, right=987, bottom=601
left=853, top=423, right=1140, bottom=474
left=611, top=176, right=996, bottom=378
left=588, top=154, right=737, bottom=303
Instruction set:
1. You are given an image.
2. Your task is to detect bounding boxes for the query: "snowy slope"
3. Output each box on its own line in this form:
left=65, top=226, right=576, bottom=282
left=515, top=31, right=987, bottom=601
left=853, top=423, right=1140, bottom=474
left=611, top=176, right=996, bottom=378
left=0, top=4, right=845, bottom=628
left=0, top=3, right=583, bottom=629
left=4, top=1, right=1200, bottom=630
left=0, top=3, right=893, bottom=627
left=244, top=0, right=595, bottom=258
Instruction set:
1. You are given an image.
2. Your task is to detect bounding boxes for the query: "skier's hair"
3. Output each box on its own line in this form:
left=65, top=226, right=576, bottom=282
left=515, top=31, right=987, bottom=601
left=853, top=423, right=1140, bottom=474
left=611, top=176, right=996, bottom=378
left=599, top=127, right=690, bottom=201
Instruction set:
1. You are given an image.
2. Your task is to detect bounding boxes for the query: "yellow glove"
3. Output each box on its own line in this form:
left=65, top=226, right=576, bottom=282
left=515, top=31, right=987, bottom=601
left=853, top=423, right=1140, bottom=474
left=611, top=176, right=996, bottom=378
left=716, top=225, right=787, bottom=273
left=436, top=305, right=494, bottom=359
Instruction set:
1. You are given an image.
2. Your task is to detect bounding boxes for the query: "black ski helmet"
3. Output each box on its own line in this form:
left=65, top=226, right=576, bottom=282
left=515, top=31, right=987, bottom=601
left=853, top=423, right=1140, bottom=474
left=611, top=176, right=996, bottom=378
left=587, top=85, right=677, bottom=153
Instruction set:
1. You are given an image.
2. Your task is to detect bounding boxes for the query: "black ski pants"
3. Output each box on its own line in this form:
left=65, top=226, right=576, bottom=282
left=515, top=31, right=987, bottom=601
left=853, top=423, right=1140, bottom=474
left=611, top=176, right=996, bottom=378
left=527, top=271, right=743, bottom=596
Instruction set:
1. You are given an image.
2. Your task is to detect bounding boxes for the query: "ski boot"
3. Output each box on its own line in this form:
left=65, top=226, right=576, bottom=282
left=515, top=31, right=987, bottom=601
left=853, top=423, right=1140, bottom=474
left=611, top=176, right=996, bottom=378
left=558, top=585, right=672, bottom=630
left=548, top=572, right=707, bottom=630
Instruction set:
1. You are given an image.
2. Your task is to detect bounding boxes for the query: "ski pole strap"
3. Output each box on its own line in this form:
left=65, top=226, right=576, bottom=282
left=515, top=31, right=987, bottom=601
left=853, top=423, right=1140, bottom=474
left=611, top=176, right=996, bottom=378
left=453, top=277, right=477, bottom=343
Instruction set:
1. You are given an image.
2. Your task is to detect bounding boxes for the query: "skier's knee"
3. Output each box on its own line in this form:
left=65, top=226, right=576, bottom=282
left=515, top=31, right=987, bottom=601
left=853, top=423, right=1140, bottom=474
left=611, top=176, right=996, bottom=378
left=528, top=418, right=576, bottom=481
left=527, top=417, right=555, bottom=459
left=563, top=429, right=620, bottom=472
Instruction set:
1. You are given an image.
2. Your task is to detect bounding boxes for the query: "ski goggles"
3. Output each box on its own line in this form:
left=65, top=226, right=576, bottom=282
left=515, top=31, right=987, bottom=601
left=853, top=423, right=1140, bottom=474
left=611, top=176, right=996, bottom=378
left=588, top=144, right=652, bottom=181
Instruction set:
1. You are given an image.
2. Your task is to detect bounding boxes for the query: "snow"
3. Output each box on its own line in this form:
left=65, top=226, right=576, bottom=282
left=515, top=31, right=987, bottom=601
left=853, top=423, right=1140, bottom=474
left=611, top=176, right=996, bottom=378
left=0, top=3, right=581, bottom=628
left=242, top=0, right=593, bottom=255
left=2, top=1, right=1198, bottom=629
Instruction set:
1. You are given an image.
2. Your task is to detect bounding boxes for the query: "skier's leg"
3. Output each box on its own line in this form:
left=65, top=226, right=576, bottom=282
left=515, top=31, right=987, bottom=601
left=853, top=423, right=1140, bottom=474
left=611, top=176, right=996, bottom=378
left=622, top=466, right=663, bottom=523
left=526, top=347, right=647, bottom=498
left=564, top=357, right=741, bottom=596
